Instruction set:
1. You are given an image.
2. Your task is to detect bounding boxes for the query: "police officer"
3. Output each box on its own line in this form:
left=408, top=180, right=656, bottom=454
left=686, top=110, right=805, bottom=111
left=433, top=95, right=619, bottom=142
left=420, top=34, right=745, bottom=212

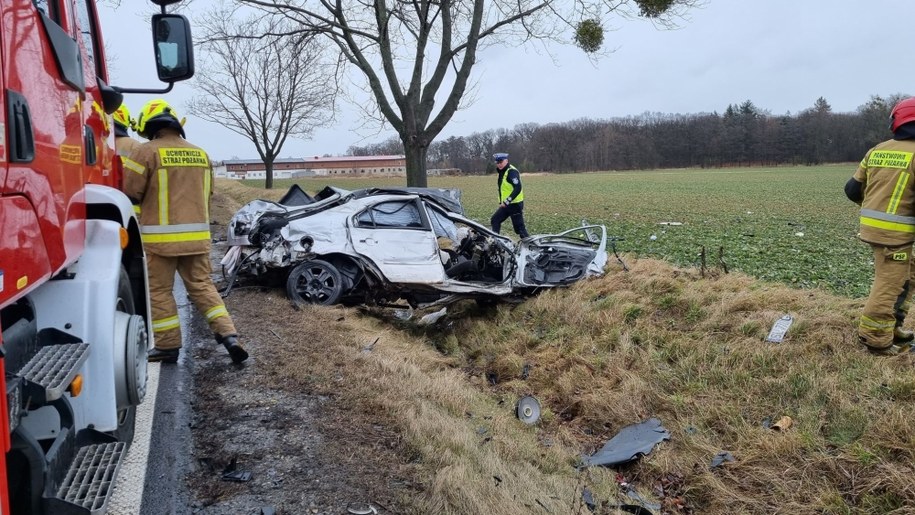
left=845, top=97, right=915, bottom=355
left=490, top=152, right=529, bottom=239
left=122, top=99, right=248, bottom=364
left=113, top=103, right=140, bottom=157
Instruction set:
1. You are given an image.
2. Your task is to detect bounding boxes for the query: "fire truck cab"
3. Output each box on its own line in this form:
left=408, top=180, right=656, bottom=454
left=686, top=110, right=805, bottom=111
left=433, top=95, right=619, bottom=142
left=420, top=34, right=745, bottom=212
left=0, top=0, right=193, bottom=513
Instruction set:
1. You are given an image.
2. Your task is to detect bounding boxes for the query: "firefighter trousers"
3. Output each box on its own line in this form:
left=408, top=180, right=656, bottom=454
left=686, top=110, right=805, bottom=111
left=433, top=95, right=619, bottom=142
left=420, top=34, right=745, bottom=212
left=859, top=243, right=915, bottom=349
left=147, top=251, right=237, bottom=350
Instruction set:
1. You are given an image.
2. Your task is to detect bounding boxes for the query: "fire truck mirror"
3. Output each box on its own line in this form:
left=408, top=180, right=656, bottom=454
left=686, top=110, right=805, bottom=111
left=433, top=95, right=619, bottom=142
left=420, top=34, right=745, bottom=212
left=152, top=14, right=195, bottom=83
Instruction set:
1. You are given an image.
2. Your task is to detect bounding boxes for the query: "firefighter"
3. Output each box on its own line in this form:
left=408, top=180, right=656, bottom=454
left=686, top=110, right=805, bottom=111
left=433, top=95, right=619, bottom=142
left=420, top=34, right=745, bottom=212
left=490, top=152, right=529, bottom=239
left=122, top=99, right=248, bottom=364
left=113, top=103, right=140, bottom=157
left=845, top=97, right=915, bottom=355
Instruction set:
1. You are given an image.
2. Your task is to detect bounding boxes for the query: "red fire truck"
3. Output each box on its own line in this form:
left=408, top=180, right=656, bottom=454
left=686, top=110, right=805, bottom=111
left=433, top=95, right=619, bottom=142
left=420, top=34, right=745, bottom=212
left=0, top=0, right=193, bottom=513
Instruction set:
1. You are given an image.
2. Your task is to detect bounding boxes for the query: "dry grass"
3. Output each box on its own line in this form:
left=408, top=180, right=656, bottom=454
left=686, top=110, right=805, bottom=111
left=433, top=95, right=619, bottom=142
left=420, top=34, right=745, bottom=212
left=215, top=180, right=915, bottom=515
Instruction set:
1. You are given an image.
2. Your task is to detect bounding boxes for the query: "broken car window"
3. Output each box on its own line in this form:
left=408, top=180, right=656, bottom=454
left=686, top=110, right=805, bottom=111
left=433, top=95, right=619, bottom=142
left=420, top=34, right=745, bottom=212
left=355, top=200, right=424, bottom=229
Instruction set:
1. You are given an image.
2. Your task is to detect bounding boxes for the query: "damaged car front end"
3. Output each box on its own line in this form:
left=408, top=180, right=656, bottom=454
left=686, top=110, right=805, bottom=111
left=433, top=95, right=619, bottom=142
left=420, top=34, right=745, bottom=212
left=222, top=185, right=609, bottom=308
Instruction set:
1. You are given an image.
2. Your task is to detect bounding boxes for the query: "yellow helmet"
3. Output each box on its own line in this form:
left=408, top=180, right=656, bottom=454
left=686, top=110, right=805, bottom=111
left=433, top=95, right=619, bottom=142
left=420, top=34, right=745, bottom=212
left=136, top=98, right=184, bottom=139
left=113, top=104, right=134, bottom=131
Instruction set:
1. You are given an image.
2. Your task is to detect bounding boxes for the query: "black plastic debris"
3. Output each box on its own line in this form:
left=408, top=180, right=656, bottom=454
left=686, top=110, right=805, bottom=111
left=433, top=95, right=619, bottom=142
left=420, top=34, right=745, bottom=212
left=277, top=183, right=315, bottom=206
left=710, top=450, right=735, bottom=469
left=582, top=418, right=670, bottom=467
left=625, top=487, right=661, bottom=512
left=221, top=455, right=253, bottom=482
left=260, top=508, right=276, bottom=515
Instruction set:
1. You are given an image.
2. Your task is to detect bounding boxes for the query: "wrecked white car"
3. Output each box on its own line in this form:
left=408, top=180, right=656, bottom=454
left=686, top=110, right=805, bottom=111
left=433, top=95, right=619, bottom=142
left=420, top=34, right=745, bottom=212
left=222, top=185, right=608, bottom=308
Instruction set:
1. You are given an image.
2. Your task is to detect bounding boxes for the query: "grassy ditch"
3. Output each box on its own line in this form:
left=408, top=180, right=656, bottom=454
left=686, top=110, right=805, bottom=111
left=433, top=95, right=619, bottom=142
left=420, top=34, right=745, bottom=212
left=215, top=171, right=915, bottom=513
left=225, top=256, right=915, bottom=514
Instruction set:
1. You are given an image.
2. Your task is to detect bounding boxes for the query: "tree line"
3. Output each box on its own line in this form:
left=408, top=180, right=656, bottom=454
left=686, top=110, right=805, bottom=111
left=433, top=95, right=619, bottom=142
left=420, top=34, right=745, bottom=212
left=349, top=95, right=910, bottom=174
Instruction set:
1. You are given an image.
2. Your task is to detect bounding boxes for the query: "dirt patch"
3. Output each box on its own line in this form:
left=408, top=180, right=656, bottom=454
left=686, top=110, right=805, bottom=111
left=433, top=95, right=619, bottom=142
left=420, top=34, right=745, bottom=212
left=183, top=238, right=422, bottom=514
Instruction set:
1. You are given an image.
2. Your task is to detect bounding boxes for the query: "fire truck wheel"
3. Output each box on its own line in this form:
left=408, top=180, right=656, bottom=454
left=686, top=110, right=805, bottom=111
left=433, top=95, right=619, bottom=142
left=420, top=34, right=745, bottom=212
left=109, top=266, right=141, bottom=446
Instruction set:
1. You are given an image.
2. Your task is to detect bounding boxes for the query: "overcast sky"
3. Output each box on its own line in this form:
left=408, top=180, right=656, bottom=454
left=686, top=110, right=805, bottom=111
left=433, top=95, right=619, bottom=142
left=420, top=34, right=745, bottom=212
left=99, top=1, right=915, bottom=162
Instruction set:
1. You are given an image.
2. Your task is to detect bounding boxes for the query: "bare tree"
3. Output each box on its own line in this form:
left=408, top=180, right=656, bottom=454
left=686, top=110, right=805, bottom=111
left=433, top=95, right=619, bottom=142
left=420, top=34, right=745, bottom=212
left=187, top=5, right=336, bottom=188
left=235, top=0, right=697, bottom=187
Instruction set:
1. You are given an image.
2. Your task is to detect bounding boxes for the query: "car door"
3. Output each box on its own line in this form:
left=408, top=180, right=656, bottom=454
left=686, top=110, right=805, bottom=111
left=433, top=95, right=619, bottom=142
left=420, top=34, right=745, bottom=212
left=515, top=225, right=608, bottom=287
left=349, top=197, right=447, bottom=284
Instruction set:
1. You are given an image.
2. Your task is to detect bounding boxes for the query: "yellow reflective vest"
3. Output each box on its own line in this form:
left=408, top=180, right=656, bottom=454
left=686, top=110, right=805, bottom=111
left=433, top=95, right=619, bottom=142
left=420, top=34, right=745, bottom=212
left=122, top=131, right=213, bottom=256
left=498, top=165, right=524, bottom=204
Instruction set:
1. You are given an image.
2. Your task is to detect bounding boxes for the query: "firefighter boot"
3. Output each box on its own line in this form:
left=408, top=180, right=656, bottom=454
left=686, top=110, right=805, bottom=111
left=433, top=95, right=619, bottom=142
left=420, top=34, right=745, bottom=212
left=217, top=334, right=249, bottom=364
left=859, top=337, right=908, bottom=356
left=148, top=347, right=180, bottom=363
left=893, top=327, right=915, bottom=344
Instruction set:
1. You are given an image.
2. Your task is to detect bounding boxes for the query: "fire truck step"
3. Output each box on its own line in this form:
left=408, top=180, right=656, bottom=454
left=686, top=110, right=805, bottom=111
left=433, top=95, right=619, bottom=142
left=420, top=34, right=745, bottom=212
left=19, top=343, right=90, bottom=403
left=49, top=441, right=126, bottom=515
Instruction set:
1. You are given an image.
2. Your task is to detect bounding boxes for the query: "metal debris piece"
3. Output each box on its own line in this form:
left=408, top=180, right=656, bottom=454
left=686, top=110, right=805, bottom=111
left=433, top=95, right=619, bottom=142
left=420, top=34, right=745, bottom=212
left=582, top=418, right=670, bottom=467
left=710, top=451, right=735, bottom=468
left=347, top=504, right=378, bottom=515
left=765, top=314, right=794, bottom=343
left=582, top=487, right=597, bottom=512
left=516, top=395, right=541, bottom=425
left=625, top=487, right=662, bottom=512
left=393, top=308, right=413, bottom=321
left=418, top=307, right=447, bottom=326
left=362, top=337, right=380, bottom=353
left=221, top=455, right=252, bottom=482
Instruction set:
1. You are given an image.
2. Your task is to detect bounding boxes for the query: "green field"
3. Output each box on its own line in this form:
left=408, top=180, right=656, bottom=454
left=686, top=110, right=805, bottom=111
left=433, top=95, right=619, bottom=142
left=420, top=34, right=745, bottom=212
left=247, top=163, right=871, bottom=298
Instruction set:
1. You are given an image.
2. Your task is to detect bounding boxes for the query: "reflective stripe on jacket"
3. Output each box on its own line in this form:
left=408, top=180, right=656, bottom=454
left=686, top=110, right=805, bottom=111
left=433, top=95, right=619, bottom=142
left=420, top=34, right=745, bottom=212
left=854, top=139, right=915, bottom=245
left=122, top=131, right=213, bottom=256
left=498, top=165, right=524, bottom=204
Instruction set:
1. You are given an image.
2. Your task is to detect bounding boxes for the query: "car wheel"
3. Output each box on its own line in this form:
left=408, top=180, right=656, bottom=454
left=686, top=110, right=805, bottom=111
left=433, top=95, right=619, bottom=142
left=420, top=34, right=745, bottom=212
left=286, top=259, right=345, bottom=306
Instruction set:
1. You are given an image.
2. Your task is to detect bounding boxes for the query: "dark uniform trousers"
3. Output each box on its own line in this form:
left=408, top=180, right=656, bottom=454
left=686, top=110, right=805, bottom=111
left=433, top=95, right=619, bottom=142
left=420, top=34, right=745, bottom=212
left=491, top=201, right=529, bottom=238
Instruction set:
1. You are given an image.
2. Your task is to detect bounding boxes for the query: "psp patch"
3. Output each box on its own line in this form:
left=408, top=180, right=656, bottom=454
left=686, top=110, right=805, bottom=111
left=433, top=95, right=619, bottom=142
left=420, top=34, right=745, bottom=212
left=159, top=148, right=209, bottom=167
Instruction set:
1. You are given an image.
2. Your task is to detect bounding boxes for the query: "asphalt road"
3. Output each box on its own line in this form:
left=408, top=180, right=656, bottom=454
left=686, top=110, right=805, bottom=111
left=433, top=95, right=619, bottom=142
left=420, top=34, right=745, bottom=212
left=109, top=280, right=202, bottom=515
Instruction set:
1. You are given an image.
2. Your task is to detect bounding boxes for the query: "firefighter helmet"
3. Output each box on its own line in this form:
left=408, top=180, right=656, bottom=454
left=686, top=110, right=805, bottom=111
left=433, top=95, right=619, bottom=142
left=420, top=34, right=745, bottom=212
left=113, top=104, right=134, bottom=130
left=890, top=97, right=915, bottom=132
left=136, top=98, right=184, bottom=139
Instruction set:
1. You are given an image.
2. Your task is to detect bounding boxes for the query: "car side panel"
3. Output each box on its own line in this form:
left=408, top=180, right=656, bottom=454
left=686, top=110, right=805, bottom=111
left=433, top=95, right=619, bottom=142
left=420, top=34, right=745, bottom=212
left=349, top=225, right=446, bottom=283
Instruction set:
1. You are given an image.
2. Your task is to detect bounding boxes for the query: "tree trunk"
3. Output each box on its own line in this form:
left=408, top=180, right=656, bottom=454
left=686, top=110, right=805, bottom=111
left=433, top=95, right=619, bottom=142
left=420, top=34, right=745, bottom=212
left=403, top=139, right=429, bottom=187
left=264, top=160, right=275, bottom=189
